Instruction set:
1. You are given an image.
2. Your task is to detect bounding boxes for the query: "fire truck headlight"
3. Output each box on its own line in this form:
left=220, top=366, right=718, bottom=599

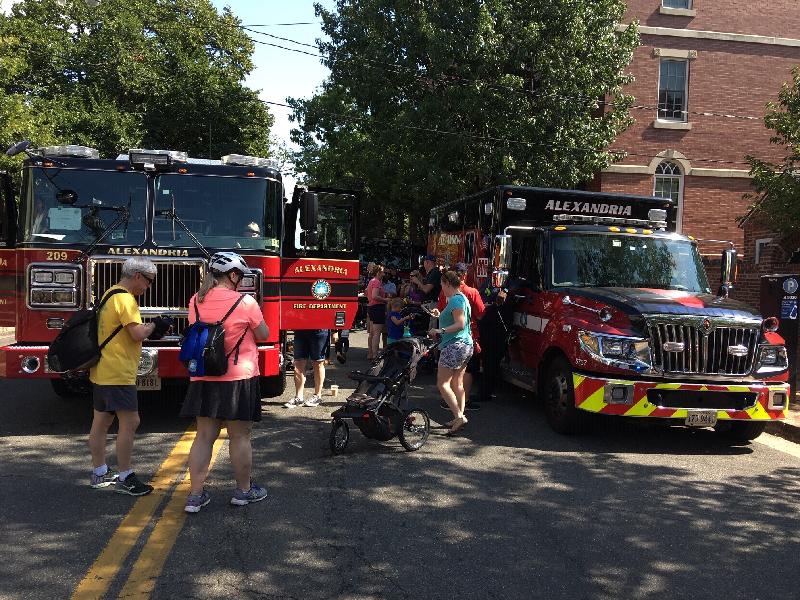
left=28, top=263, right=81, bottom=309
left=578, top=331, right=652, bottom=371
left=755, top=345, right=788, bottom=374
left=33, top=271, right=54, bottom=283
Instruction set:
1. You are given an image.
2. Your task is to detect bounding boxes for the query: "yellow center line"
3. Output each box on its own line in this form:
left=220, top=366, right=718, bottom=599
left=71, top=428, right=198, bottom=600
left=118, top=433, right=228, bottom=599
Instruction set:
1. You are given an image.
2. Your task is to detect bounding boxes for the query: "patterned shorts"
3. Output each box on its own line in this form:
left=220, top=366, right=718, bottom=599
left=438, top=340, right=474, bottom=370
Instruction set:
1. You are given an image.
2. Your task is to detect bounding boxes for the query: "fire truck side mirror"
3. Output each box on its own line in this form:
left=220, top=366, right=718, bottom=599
left=300, top=191, right=319, bottom=232
left=718, top=247, right=737, bottom=297
left=56, top=189, right=79, bottom=205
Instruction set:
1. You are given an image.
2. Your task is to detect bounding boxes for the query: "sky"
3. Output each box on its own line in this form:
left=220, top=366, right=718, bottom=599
left=209, top=0, right=336, bottom=195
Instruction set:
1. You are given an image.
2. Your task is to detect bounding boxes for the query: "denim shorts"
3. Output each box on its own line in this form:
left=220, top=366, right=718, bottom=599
left=293, top=329, right=330, bottom=362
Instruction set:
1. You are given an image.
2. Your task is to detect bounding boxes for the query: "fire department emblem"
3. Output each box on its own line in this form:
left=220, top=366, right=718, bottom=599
left=311, top=279, right=331, bottom=300
left=700, top=317, right=713, bottom=335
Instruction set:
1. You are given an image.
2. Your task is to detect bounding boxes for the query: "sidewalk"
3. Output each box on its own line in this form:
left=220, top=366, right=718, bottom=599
left=0, top=327, right=14, bottom=346
left=766, top=400, right=800, bottom=444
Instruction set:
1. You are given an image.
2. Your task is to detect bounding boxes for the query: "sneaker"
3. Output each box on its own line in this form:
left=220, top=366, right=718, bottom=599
left=115, top=472, right=154, bottom=496
left=231, top=483, right=268, bottom=506
left=283, top=396, right=304, bottom=408
left=90, top=468, right=119, bottom=489
left=303, top=394, right=322, bottom=407
left=184, top=490, right=211, bottom=513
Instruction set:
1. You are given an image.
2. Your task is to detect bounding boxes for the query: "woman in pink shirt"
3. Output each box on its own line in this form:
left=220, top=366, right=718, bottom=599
left=181, top=252, right=270, bottom=513
left=366, top=263, right=387, bottom=360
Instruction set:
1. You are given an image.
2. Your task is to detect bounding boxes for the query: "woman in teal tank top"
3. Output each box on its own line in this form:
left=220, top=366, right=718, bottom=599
left=429, top=270, right=473, bottom=435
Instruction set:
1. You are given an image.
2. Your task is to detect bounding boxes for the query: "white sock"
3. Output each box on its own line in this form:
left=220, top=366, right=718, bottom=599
left=93, top=464, right=108, bottom=477
left=118, top=469, right=134, bottom=481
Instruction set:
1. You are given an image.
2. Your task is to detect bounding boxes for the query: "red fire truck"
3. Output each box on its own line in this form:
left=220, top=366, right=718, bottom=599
left=0, top=143, right=359, bottom=398
left=428, top=186, right=790, bottom=439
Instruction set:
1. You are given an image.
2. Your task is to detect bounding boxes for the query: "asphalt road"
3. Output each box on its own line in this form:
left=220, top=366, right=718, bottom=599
left=1, top=333, right=800, bottom=600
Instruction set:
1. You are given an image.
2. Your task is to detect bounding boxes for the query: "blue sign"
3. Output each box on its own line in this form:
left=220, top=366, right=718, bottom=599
left=781, top=297, right=797, bottom=320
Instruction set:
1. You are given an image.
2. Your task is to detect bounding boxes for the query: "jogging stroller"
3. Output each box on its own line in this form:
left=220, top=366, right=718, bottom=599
left=329, top=337, right=436, bottom=454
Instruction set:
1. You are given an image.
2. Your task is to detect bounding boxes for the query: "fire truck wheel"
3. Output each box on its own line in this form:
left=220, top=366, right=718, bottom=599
left=50, top=378, right=91, bottom=399
left=543, top=357, right=590, bottom=435
left=715, top=421, right=767, bottom=442
left=260, top=372, right=286, bottom=398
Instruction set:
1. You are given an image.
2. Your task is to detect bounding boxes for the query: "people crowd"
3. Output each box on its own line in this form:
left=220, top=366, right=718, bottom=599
left=87, top=251, right=510, bottom=514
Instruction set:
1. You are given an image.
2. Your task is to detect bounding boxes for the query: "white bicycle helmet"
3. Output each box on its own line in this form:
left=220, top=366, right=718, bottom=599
left=208, top=252, right=249, bottom=275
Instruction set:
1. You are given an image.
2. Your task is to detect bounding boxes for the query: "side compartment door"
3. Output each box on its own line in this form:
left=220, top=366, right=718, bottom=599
left=0, top=171, right=18, bottom=327
left=281, top=187, right=360, bottom=330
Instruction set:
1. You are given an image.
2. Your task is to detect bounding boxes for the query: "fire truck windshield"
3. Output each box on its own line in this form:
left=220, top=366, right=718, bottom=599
left=154, top=174, right=280, bottom=252
left=22, top=168, right=147, bottom=245
left=551, top=233, right=711, bottom=293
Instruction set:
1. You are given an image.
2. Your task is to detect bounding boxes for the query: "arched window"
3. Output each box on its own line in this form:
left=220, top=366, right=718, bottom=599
left=654, top=160, right=684, bottom=231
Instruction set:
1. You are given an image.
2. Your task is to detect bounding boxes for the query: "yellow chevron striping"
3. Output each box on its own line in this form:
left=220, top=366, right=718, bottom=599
left=654, top=383, right=683, bottom=390
left=746, top=401, right=772, bottom=420
left=578, top=386, right=607, bottom=412
left=572, top=374, right=586, bottom=391
left=623, top=398, right=656, bottom=417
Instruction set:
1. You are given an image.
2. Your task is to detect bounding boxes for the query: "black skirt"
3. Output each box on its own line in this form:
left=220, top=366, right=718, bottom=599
left=180, top=376, right=262, bottom=422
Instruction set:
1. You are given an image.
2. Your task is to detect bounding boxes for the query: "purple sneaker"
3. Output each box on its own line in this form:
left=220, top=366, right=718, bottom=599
left=230, top=483, right=267, bottom=506
left=185, top=490, right=211, bottom=513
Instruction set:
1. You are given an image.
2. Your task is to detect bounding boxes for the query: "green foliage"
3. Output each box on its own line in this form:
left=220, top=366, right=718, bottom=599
left=289, top=0, right=638, bottom=242
left=0, top=0, right=273, bottom=179
left=746, top=66, right=800, bottom=245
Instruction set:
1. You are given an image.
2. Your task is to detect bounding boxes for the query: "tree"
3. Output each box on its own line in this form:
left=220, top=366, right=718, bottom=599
left=0, top=0, right=273, bottom=177
left=746, top=66, right=800, bottom=248
left=289, top=0, right=638, bottom=241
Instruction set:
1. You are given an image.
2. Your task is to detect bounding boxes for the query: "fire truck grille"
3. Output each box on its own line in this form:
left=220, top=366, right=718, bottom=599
left=648, top=320, right=759, bottom=376
left=89, top=258, right=205, bottom=317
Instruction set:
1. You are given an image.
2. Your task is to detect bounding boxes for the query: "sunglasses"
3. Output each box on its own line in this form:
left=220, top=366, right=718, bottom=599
left=140, top=273, right=155, bottom=285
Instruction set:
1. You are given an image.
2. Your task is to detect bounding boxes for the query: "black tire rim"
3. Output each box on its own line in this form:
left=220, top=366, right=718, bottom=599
left=548, top=370, right=570, bottom=419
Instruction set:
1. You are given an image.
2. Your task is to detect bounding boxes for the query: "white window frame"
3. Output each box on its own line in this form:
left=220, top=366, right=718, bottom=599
left=657, top=59, right=689, bottom=123
left=755, top=238, right=773, bottom=265
left=654, top=161, right=684, bottom=232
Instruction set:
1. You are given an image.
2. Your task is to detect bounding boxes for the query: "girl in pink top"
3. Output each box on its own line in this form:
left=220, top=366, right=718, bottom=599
left=181, top=252, right=270, bottom=513
left=366, top=263, right=387, bottom=359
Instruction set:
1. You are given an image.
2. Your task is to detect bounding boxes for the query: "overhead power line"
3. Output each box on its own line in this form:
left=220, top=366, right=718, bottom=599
left=261, top=99, right=753, bottom=167
left=243, top=28, right=763, bottom=122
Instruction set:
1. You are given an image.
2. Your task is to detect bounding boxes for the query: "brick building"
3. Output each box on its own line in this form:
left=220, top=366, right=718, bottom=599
left=599, top=0, right=800, bottom=280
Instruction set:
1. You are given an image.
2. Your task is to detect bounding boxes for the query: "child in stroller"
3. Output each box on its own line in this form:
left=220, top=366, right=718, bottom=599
left=329, top=337, right=436, bottom=453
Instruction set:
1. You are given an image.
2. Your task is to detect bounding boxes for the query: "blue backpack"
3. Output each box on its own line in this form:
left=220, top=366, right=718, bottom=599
left=179, top=295, right=247, bottom=377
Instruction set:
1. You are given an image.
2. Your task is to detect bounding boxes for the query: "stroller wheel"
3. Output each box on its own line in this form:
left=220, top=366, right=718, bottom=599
left=398, top=409, right=430, bottom=451
left=330, top=418, right=350, bottom=454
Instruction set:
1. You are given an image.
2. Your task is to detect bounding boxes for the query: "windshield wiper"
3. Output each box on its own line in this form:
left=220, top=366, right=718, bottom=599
left=156, top=205, right=210, bottom=259
left=75, top=204, right=131, bottom=263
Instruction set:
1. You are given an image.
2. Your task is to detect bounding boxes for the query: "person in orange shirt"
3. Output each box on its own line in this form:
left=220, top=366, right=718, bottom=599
left=437, top=263, right=485, bottom=410
left=181, top=252, right=270, bottom=513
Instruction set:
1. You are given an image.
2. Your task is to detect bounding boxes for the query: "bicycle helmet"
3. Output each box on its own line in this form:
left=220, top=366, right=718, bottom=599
left=208, top=252, right=249, bottom=275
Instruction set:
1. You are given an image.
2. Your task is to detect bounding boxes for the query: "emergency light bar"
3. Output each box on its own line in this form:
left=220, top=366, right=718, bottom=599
left=128, top=148, right=188, bottom=168
left=221, top=154, right=279, bottom=169
left=40, top=145, right=99, bottom=159
left=552, top=214, right=668, bottom=230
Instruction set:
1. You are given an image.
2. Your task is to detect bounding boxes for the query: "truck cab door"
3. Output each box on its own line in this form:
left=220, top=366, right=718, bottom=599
left=506, top=233, right=546, bottom=370
left=281, top=187, right=360, bottom=331
left=0, top=171, right=17, bottom=327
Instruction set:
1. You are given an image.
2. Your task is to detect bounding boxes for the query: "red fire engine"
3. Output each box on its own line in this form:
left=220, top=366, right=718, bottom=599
left=428, top=186, right=789, bottom=439
left=0, top=143, right=359, bottom=397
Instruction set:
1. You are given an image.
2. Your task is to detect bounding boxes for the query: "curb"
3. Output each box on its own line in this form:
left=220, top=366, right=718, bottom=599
left=766, top=420, right=800, bottom=444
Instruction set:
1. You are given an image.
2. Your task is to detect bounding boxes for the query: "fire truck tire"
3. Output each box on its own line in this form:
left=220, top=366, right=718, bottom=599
left=50, top=378, right=91, bottom=399
left=260, top=372, right=286, bottom=398
left=543, top=357, right=590, bottom=435
left=716, top=421, right=767, bottom=441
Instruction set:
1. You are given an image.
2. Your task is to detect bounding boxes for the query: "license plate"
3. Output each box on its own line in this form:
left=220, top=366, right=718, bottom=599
left=136, top=375, right=161, bottom=391
left=685, top=411, right=717, bottom=427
